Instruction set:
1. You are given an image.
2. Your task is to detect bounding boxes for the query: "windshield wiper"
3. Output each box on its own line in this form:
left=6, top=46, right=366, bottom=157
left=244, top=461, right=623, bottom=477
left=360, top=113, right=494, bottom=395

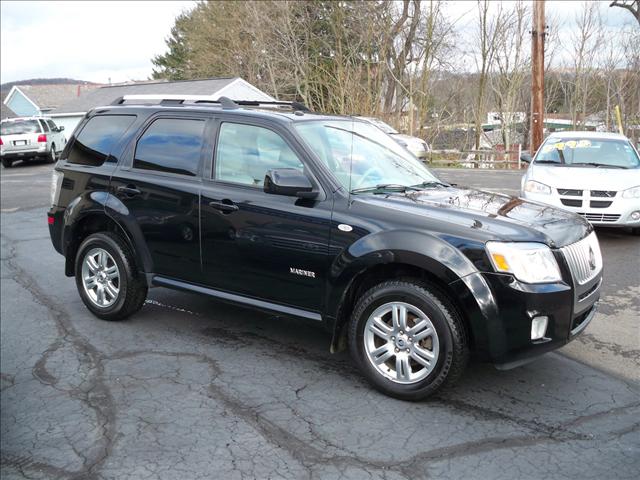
left=410, top=180, right=449, bottom=189
left=351, top=184, right=418, bottom=194
left=571, top=162, right=626, bottom=169
left=534, top=160, right=562, bottom=165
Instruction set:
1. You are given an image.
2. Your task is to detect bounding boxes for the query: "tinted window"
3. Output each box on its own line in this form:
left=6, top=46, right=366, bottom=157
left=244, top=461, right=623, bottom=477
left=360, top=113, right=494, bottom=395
left=68, top=115, right=136, bottom=166
left=0, top=120, right=41, bottom=135
left=46, top=120, right=57, bottom=131
left=133, top=118, right=204, bottom=176
left=39, top=120, right=50, bottom=132
left=215, top=123, right=303, bottom=186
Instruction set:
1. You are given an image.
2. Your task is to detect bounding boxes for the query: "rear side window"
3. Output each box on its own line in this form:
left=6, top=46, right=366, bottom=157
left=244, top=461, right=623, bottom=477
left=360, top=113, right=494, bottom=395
left=39, top=120, right=50, bottom=132
left=68, top=115, right=136, bottom=166
left=46, top=120, right=57, bottom=131
left=133, top=118, right=205, bottom=176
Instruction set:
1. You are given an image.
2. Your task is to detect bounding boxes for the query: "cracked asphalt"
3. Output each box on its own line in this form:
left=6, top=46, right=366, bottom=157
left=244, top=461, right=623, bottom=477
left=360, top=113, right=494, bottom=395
left=1, top=162, right=639, bottom=479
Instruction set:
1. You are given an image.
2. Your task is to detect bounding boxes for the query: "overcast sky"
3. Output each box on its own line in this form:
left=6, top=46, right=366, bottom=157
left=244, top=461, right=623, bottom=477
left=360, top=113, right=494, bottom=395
left=0, top=0, right=635, bottom=85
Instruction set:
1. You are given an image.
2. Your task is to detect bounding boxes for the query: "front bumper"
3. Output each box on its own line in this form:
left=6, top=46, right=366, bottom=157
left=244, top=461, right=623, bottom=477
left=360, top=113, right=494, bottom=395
left=522, top=190, right=640, bottom=227
left=484, top=269, right=601, bottom=368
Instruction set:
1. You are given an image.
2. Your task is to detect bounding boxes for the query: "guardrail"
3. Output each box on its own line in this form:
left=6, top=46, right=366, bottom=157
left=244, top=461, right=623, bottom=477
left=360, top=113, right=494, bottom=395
left=425, top=147, right=526, bottom=169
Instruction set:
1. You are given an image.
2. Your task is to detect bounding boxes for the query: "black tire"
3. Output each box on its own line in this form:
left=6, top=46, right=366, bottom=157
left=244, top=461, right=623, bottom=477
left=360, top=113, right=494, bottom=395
left=74, top=232, right=147, bottom=321
left=348, top=280, right=468, bottom=401
left=1, top=158, right=12, bottom=168
left=48, top=144, right=57, bottom=163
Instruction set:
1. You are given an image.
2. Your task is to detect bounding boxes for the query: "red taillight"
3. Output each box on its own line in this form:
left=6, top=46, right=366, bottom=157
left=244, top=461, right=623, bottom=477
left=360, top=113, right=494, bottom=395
left=0, top=137, right=3, bottom=146
left=47, top=215, right=55, bottom=225
left=38, top=134, right=47, bottom=143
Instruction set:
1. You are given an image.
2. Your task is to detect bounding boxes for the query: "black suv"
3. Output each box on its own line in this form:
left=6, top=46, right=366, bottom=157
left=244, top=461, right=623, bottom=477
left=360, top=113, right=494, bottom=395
left=48, top=96, right=602, bottom=400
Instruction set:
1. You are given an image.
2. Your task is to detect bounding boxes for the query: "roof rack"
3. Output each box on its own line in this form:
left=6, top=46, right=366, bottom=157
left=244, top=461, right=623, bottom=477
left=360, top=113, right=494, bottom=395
left=110, top=95, right=310, bottom=112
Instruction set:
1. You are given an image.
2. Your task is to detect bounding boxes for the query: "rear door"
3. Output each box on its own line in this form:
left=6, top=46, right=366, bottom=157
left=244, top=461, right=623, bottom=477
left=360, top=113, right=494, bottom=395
left=200, top=118, right=332, bottom=313
left=110, top=114, right=209, bottom=282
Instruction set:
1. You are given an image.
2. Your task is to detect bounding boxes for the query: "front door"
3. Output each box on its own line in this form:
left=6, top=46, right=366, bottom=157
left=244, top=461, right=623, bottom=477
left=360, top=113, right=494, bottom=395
left=110, top=115, right=206, bottom=282
left=200, top=120, right=332, bottom=312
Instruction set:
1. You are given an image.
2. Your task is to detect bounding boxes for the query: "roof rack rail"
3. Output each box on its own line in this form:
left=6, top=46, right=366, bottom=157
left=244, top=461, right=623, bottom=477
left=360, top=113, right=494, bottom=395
left=111, top=95, right=310, bottom=111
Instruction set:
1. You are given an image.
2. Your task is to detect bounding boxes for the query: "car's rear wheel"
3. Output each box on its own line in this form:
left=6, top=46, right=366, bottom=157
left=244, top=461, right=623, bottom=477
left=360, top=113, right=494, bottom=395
left=75, top=232, right=147, bottom=321
left=48, top=145, right=57, bottom=163
left=1, top=158, right=12, bottom=168
left=348, top=280, right=468, bottom=400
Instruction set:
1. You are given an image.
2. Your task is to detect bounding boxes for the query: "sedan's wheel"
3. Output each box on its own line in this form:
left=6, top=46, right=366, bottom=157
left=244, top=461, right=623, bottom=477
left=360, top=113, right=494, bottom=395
left=349, top=280, right=468, bottom=400
left=75, top=232, right=147, bottom=321
left=364, top=302, right=440, bottom=384
left=81, top=247, right=120, bottom=308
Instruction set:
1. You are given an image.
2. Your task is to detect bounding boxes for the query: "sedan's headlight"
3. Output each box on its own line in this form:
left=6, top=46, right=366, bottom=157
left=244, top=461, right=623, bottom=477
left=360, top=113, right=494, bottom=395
left=621, top=185, right=640, bottom=199
left=523, top=180, right=551, bottom=195
left=486, top=242, right=562, bottom=284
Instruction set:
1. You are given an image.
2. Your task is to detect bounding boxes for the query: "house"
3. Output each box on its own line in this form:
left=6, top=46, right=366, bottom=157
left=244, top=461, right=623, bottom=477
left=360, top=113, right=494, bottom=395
left=50, top=77, right=276, bottom=134
left=2, top=83, right=101, bottom=119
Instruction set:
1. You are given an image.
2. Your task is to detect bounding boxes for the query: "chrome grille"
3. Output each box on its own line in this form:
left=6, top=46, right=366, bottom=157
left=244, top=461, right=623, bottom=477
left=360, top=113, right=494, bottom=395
left=578, top=213, right=620, bottom=223
left=560, top=232, right=603, bottom=285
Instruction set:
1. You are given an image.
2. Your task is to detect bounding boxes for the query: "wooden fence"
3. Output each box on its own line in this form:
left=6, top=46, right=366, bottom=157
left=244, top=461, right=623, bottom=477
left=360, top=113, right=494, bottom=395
left=425, top=146, right=526, bottom=170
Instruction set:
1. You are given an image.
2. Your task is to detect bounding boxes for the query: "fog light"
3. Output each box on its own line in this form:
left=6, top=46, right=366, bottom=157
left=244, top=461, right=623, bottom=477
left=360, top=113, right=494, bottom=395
left=531, top=316, right=548, bottom=340
left=631, top=211, right=640, bottom=221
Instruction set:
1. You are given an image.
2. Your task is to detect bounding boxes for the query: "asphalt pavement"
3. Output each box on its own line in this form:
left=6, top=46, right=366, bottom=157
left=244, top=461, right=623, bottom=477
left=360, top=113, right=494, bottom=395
left=1, top=161, right=639, bottom=479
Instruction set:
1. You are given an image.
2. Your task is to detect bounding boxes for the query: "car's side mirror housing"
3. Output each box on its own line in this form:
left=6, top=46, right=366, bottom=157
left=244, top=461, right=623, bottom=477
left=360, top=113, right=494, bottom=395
left=264, top=168, right=317, bottom=199
left=57, top=126, right=65, bottom=132
left=520, top=152, right=532, bottom=163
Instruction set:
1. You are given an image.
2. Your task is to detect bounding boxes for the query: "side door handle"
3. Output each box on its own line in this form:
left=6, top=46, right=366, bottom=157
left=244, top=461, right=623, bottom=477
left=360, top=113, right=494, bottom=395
left=209, top=200, right=239, bottom=213
left=116, top=185, right=142, bottom=197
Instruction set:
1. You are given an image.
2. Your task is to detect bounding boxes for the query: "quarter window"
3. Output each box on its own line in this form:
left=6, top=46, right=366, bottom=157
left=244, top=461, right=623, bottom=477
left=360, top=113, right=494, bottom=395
left=39, top=119, right=50, bottom=132
left=46, top=120, right=58, bottom=131
left=134, top=118, right=205, bottom=176
left=215, top=123, right=303, bottom=186
left=68, top=115, right=136, bottom=166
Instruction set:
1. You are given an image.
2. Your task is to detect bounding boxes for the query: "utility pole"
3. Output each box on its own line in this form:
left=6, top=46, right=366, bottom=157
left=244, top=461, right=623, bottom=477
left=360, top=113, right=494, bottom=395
left=530, top=0, right=545, bottom=154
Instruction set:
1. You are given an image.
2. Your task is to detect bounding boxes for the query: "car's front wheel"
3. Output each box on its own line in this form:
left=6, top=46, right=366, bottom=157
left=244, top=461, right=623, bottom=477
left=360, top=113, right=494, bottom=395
left=75, top=232, right=147, bottom=321
left=349, top=280, right=468, bottom=400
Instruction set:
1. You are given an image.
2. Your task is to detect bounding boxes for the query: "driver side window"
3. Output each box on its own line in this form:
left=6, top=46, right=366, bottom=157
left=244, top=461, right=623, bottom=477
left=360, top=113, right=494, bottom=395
left=215, top=123, right=303, bottom=187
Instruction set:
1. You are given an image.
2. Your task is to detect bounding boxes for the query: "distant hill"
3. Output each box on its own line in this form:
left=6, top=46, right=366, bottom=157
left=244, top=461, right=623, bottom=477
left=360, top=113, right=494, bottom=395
left=1, top=78, right=99, bottom=89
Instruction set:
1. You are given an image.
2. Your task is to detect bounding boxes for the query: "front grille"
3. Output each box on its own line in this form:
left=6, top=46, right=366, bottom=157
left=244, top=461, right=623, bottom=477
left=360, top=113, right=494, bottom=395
left=578, top=213, right=620, bottom=223
left=590, top=190, right=616, bottom=197
left=590, top=200, right=612, bottom=208
left=560, top=232, right=603, bottom=285
left=561, top=199, right=582, bottom=207
left=558, top=188, right=582, bottom=196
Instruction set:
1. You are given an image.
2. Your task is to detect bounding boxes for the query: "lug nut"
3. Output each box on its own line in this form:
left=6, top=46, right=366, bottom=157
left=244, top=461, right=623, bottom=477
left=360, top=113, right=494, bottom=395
left=395, top=348, right=399, bottom=353
left=406, top=348, right=410, bottom=353
left=391, top=336, right=395, bottom=340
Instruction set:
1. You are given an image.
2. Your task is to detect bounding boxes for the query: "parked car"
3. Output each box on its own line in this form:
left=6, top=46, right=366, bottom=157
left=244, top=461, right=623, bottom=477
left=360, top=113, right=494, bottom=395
left=521, top=131, right=640, bottom=234
left=48, top=96, right=601, bottom=400
left=357, top=116, right=430, bottom=159
left=0, top=117, right=66, bottom=168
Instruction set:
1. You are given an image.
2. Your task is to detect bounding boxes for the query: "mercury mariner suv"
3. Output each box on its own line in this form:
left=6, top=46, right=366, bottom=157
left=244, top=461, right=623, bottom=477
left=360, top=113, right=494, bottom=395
left=48, top=96, right=603, bottom=400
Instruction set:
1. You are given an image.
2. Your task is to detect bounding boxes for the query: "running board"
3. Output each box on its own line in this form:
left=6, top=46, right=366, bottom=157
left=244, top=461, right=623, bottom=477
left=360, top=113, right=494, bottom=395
left=152, top=276, right=322, bottom=322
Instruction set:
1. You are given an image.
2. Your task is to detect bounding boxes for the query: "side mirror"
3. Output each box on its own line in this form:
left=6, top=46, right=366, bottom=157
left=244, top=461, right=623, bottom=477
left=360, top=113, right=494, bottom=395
left=264, top=168, right=317, bottom=199
left=520, top=151, right=532, bottom=163
left=57, top=126, right=65, bottom=132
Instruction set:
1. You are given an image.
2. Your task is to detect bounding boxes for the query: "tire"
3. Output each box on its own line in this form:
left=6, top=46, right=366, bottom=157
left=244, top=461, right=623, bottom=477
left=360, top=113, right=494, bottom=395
left=74, top=232, right=147, bottom=321
left=48, top=144, right=57, bottom=163
left=348, top=280, right=468, bottom=401
left=1, top=158, right=12, bottom=168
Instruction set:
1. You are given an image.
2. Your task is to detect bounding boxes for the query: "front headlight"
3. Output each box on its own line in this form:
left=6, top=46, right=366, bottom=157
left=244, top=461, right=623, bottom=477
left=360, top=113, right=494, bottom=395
left=523, top=180, right=551, bottom=195
left=621, top=185, right=640, bottom=199
left=486, top=242, right=562, bottom=284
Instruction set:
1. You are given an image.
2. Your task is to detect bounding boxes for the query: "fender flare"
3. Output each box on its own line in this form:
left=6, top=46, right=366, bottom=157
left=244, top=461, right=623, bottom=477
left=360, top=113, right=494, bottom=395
left=326, top=229, right=501, bottom=355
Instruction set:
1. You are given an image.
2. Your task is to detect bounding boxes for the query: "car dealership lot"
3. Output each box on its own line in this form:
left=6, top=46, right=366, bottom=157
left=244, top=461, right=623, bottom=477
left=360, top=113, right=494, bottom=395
left=1, top=163, right=638, bottom=479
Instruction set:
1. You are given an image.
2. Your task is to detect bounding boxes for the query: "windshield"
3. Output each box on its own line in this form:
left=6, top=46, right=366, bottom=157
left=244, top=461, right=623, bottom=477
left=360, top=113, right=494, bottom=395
left=359, top=117, right=399, bottom=135
left=535, top=137, right=640, bottom=169
left=295, top=120, right=439, bottom=192
left=0, top=120, right=42, bottom=135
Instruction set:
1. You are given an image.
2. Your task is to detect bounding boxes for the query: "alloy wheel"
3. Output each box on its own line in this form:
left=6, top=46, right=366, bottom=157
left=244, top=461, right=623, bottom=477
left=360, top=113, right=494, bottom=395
left=81, top=247, right=120, bottom=307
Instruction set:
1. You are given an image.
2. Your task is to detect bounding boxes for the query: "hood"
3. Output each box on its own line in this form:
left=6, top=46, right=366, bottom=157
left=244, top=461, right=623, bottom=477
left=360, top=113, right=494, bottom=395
left=392, top=133, right=427, bottom=146
left=360, top=186, right=590, bottom=248
left=529, top=164, right=640, bottom=191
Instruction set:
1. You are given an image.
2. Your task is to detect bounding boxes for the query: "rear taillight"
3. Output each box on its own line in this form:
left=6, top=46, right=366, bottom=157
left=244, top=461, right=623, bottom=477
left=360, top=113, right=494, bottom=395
left=38, top=134, right=47, bottom=143
left=0, top=137, right=3, bottom=146
left=47, top=215, right=55, bottom=225
left=51, top=170, right=63, bottom=206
